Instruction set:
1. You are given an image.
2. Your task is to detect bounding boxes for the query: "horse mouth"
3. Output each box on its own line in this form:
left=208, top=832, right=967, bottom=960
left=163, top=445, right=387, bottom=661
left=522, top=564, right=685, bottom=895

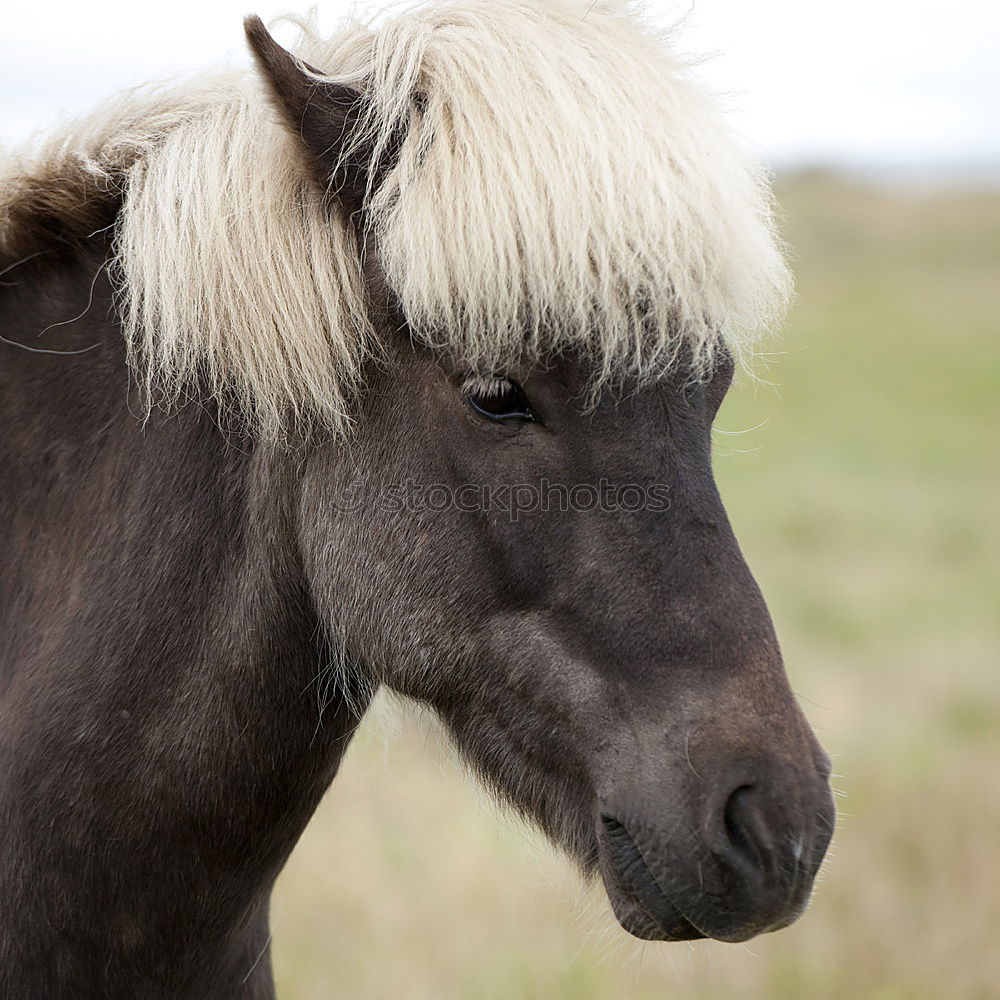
left=598, top=808, right=825, bottom=944
left=599, top=814, right=706, bottom=942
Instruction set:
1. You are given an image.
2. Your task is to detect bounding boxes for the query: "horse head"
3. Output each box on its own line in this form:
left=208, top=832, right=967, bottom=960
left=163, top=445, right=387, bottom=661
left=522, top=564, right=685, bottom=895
left=245, top=7, right=834, bottom=943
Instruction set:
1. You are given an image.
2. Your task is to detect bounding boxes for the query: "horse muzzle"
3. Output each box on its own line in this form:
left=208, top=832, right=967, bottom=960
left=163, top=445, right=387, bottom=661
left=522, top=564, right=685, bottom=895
left=596, top=761, right=835, bottom=943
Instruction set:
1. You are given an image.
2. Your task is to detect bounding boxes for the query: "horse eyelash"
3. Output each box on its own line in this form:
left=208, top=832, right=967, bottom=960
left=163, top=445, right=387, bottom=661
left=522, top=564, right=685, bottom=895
left=461, top=374, right=511, bottom=399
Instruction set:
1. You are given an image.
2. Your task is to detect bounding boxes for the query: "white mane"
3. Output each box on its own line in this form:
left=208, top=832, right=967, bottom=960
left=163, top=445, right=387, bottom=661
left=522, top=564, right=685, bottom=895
left=1, top=0, right=791, bottom=437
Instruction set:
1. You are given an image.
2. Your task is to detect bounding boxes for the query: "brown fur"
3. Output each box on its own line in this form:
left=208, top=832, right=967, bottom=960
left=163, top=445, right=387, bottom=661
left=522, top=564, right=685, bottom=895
left=0, top=163, right=122, bottom=261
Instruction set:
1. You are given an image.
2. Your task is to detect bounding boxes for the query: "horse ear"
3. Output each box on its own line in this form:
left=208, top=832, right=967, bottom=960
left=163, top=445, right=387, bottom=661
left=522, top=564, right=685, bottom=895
left=244, top=15, right=369, bottom=212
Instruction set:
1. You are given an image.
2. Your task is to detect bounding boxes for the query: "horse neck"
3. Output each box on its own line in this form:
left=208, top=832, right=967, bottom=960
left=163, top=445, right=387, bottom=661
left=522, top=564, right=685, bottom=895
left=0, top=243, right=368, bottom=997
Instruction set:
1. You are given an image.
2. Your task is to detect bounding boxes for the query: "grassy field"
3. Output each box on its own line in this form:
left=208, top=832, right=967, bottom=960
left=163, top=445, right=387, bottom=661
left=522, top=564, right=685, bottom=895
left=271, top=176, right=1000, bottom=999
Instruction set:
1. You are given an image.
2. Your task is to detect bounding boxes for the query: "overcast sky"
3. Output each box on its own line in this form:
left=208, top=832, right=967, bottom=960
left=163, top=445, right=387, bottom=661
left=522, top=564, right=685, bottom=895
left=2, top=0, right=998, bottom=176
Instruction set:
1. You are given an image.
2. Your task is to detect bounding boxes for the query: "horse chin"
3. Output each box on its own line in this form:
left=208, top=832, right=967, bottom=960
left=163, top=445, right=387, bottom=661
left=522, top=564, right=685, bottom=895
left=598, top=856, right=705, bottom=942
left=607, top=889, right=706, bottom=942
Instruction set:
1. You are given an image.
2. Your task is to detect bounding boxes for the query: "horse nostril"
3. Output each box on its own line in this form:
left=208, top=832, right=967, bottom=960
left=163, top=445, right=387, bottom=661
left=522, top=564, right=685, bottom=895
left=721, top=784, right=774, bottom=877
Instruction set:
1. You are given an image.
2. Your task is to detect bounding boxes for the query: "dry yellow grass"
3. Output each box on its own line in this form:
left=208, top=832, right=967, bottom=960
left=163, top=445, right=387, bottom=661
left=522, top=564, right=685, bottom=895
left=271, top=176, right=1000, bottom=999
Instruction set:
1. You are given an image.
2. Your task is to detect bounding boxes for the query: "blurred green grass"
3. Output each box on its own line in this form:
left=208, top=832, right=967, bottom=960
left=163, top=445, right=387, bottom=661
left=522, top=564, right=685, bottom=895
left=271, top=175, right=1000, bottom=999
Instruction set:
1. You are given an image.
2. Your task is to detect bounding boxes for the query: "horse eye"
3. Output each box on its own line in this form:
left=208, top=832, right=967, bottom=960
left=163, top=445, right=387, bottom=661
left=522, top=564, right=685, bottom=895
left=464, top=377, right=536, bottom=422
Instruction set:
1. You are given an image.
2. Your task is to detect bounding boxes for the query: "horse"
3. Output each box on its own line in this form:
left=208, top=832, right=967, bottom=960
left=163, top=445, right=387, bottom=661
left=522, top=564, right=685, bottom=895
left=0, top=1, right=834, bottom=996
